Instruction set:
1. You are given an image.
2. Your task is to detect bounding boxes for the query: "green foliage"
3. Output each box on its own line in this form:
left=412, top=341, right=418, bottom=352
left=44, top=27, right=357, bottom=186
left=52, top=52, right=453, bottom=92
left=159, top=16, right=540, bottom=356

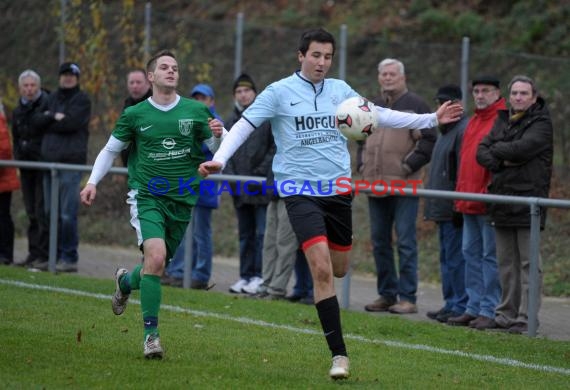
left=1, top=268, right=570, bottom=388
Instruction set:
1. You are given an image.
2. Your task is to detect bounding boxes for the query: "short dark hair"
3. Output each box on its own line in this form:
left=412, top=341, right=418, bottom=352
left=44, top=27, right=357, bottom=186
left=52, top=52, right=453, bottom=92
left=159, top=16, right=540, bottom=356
left=146, top=50, right=176, bottom=73
left=298, top=28, right=335, bottom=56
left=508, top=75, right=537, bottom=96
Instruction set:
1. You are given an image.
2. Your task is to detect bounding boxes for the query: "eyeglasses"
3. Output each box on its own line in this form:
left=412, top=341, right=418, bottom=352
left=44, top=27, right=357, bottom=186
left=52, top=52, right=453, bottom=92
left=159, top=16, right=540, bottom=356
left=472, top=87, right=497, bottom=95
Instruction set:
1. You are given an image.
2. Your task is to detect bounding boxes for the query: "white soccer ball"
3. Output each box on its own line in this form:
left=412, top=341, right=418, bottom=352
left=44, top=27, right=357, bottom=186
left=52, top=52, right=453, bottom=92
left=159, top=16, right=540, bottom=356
left=335, top=97, right=376, bottom=141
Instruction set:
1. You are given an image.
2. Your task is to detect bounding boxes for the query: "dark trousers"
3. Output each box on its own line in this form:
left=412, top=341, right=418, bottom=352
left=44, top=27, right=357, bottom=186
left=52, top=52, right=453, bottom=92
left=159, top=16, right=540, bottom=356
left=20, top=168, right=49, bottom=261
left=235, top=204, right=267, bottom=280
left=0, top=191, right=14, bottom=262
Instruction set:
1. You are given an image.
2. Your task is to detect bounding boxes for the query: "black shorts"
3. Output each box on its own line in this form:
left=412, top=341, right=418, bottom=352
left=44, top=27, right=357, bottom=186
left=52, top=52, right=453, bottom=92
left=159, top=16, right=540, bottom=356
left=284, top=194, right=352, bottom=251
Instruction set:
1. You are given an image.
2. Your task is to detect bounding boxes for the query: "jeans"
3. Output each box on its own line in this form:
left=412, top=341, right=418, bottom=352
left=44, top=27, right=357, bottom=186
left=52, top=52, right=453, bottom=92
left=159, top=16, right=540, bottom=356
left=43, top=170, right=82, bottom=264
left=166, top=205, right=213, bottom=282
left=291, top=249, right=313, bottom=298
left=462, top=214, right=501, bottom=318
left=368, top=196, right=419, bottom=303
left=236, top=204, right=266, bottom=280
left=438, top=221, right=467, bottom=314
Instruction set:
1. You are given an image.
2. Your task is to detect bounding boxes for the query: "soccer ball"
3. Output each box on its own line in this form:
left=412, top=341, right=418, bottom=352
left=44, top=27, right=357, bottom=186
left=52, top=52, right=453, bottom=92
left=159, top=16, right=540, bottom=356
left=335, top=97, right=376, bottom=141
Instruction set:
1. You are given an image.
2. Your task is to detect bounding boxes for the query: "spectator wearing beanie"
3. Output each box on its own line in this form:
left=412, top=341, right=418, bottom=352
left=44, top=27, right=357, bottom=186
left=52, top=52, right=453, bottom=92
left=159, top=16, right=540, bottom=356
left=424, top=84, right=469, bottom=323
left=224, top=74, right=275, bottom=295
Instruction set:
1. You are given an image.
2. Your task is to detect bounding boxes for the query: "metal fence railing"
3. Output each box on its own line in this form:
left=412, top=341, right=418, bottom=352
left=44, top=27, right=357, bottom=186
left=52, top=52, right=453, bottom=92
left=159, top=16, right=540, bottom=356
left=2, top=159, right=570, bottom=337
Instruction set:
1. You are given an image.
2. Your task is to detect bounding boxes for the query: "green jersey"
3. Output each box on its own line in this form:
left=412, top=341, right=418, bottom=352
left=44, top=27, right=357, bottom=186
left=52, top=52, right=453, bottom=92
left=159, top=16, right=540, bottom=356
left=113, top=96, right=213, bottom=205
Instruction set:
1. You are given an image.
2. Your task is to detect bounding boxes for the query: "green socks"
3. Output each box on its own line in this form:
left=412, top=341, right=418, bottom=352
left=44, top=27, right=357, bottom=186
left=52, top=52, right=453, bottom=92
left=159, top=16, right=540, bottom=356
left=119, top=264, right=143, bottom=294
left=140, top=274, right=161, bottom=338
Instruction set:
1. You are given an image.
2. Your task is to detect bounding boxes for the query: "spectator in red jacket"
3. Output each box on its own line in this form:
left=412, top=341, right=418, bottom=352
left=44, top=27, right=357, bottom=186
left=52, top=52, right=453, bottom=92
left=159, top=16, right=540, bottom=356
left=0, top=98, right=21, bottom=265
left=448, top=75, right=504, bottom=330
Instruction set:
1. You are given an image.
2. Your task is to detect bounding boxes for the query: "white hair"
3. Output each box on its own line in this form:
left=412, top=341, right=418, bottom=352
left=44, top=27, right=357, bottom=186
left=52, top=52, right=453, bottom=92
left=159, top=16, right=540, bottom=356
left=18, top=69, right=41, bottom=87
left=377, top=58, right=405, bottom=75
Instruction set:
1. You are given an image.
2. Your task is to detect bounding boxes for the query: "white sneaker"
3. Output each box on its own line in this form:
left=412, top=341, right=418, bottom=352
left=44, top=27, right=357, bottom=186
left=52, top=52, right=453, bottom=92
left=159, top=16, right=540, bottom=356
left=242, top=276, right=264, bottom=294
left=111, top=268, right=129, bottom=315
left=143, top=334, right=164, bottom=359
left=229, top=279, right=248, bottom=294
left=329, top=355, right=350, bottom=379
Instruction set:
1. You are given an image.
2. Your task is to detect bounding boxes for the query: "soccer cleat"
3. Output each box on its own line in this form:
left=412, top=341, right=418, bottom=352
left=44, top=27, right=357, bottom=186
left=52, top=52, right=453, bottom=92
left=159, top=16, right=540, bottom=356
left=143, top=334, right=164, bottom=359
left=329, top=355, right=350, bottom=380
left=112, top=268, right=130, bottom=315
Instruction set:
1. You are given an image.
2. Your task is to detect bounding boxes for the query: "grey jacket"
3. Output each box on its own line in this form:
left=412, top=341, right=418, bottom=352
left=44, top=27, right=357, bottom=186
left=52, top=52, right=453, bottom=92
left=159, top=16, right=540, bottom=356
left=424, top=116, right=468, bottom=221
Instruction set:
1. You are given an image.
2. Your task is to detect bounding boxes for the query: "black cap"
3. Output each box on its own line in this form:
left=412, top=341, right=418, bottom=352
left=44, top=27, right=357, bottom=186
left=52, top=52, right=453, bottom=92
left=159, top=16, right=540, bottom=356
left=233, top=73, right=256, bottom=93
left=472, top=75, right=500, bottom=88
left=435, top=84, right=462, bottom=102
left=59, top=62, right=81, bottom=76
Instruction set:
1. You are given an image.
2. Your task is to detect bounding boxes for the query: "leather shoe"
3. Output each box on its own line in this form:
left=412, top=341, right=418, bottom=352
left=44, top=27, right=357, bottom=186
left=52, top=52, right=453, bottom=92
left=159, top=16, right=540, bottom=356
left=285, top=293, right=304, bottom=302
left=161, top=275, right=182, bottom=287
left=468, top=317, right=482, bottom=328
left=389, top=300, right=418, bottom=314
left=436, top=310, right=459, bottom=323
left=447, top=313, right=477, bottom=326
left=190, top=279, right=209, bottom=290
left=508, top=323, right=528, bottom=334
left=364, top=296, right=396, bottom=312
left=56, top=262, right=78, bottom=273
left=426, top=307, right=445, bottom=320
left=474, top=316, right=497, bottom=330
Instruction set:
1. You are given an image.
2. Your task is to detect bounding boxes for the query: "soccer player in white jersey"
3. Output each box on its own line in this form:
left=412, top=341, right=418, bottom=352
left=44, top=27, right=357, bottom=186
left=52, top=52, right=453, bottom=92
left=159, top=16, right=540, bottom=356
left=199, top=29, right=462, bottom=379
left=80, top=50, right=224, bottom=359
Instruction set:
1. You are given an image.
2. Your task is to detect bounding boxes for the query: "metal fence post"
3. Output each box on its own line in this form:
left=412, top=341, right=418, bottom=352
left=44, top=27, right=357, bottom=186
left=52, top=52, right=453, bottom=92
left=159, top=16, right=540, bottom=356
left=48, top=167, right=60, bottom=273
left=182, top=218, right=194, bottom=289
left=460, top=36, right=470, bottom=109
left=234, top=12, right=244, bottom=80
left=144, top=2, right=152, bottom=62
left=337, top=24, right=352, bottom=310
left=528, top=201, right=541, bottom=337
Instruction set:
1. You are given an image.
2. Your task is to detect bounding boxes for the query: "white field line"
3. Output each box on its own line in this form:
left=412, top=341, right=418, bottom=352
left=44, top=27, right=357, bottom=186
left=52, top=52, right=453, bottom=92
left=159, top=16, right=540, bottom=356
left=2, top=278, right=569, bottom=376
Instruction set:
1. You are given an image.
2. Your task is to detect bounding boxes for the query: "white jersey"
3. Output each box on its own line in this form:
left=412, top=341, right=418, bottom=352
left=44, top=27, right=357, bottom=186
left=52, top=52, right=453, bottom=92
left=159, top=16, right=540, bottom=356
left=243, top=72, right=358, bottom=196
left=213, top=71, right=438, bottom=197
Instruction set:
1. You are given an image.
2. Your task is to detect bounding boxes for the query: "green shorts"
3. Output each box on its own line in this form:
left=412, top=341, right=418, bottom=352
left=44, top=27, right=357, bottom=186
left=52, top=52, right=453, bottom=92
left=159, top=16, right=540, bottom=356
left=127, top=189, right=193, bottom=260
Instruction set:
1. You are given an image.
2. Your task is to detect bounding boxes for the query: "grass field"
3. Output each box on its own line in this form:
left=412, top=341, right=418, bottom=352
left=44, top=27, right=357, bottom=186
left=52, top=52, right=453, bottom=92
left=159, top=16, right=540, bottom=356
left=1, top=266, right=569, bottom=389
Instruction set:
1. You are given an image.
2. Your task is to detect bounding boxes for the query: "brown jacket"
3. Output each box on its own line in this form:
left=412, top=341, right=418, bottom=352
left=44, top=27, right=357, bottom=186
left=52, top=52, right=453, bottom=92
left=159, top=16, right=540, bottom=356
left=358, top=90, right=436, bottom=186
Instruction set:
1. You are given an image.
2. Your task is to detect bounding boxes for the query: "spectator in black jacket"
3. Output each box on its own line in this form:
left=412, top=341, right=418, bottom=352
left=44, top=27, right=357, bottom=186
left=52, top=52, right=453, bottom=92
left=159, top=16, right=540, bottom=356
left=477, top=75, right=553, bottom=335
left=11, top=69, right=50, bottom=267
left=120, top=69, right=152, bottom=167
left=35, top=62, right=91, bottom=272
left=424, top=84, right=468, bottom=323
left=224, top=73, right=275, bottom=295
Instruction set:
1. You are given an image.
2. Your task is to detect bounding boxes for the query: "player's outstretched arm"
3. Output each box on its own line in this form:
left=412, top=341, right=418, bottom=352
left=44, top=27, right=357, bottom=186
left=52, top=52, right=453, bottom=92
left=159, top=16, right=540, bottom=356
left=198, top=160, right=223, bottom=177
left=80, top=183, right=97, bottom=206
left=201, top=117, right=256, bottom=176
left=436, top=100, right=463, bottom=124
left=80, top=135, right=128, bottom=206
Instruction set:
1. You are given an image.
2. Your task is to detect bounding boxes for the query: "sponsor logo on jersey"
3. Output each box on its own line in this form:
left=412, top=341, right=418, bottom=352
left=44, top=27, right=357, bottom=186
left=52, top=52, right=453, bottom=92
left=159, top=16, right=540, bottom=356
left=140, top=125, right=153, bottom=132
left=162, top=138, right=176, bottom=149
left=294, top=115, right=336, bottom=131
left=179, top=119, right=194, bottom=135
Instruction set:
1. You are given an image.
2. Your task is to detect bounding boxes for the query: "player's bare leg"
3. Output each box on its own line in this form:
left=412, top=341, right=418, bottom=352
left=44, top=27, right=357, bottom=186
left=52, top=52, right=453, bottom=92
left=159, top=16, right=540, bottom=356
left=304, top=241, right=349, bottom=379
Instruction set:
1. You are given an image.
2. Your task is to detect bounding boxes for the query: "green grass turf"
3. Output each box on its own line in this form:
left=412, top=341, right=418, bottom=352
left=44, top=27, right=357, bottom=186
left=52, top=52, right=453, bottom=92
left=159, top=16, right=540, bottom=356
left=1, top=266, right=569, bottom=389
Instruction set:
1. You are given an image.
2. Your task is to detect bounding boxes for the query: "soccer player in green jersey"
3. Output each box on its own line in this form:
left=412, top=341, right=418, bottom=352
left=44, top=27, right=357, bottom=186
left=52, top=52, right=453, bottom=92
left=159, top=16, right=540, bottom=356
left=80, top=50, right=224, bottom=359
